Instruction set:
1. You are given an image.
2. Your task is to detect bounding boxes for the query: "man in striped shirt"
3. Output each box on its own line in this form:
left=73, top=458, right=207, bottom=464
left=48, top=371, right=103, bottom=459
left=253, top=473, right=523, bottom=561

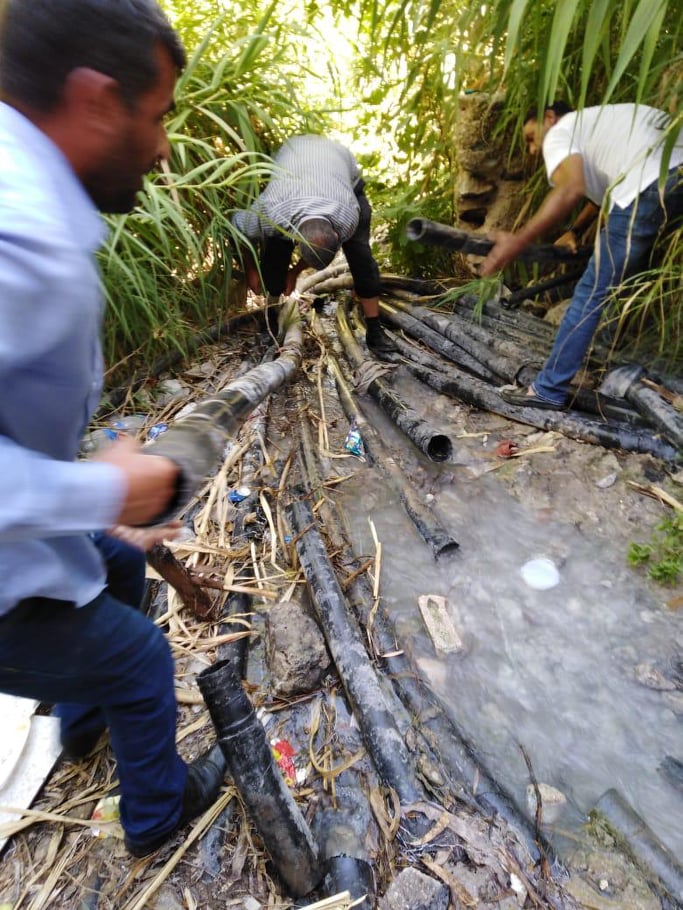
left=232, top=134, right=396, bottom=355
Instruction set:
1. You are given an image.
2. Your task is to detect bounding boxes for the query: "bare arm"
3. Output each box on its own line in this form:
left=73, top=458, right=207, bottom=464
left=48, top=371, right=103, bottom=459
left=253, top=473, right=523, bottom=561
left=555, top=200, right=600, bottom=251
left=480, top=154, right=587, bottom=275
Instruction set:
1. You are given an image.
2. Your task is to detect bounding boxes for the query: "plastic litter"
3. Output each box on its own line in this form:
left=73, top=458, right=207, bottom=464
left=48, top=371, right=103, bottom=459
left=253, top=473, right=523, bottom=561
left=520, top=557, right=560, bottom=590
left=228, top=486, right=251, bottom=504
left=147, top=421, right=169, bottom=440
left=110, top=414, right=147, bottom=435
left=90, top=793, right=123, bottom=839
left=272, top=739, right=297, bottom=786
left=344, top=418, right=365, bottom=458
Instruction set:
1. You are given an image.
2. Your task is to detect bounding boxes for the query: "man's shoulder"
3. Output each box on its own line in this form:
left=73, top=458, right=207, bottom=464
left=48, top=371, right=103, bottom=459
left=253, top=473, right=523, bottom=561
left=0, top=133, right=67, bottom=238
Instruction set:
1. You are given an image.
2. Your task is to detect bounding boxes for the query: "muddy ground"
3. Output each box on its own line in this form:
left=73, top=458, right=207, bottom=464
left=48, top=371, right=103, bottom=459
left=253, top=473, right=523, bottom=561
left=0, top=292, right=680, bottom=910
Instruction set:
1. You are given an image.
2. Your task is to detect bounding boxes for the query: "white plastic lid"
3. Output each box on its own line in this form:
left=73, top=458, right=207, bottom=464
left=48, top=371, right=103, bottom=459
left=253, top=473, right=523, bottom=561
left=520, top=557, right=560, bottom=590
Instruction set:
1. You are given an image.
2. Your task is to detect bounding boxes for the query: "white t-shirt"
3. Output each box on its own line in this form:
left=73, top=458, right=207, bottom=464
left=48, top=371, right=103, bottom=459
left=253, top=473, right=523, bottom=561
left=542, top=104, right=683, bottom=209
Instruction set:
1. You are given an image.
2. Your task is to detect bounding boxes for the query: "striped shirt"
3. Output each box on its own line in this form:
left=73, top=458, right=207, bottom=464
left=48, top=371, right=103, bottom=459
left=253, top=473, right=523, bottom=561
left=233, top=135, right=362, bottom=242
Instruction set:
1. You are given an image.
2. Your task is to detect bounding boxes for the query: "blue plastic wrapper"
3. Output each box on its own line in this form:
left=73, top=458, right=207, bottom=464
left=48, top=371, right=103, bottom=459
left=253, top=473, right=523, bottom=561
left=344, top=419, right=365, bottom=458
left=148, top=422, right=169, bottom=440
left=228, top=486, right=251, bottom=503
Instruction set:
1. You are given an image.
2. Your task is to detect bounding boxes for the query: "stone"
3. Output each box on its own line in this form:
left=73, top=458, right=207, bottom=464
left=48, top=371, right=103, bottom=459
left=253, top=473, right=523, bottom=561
left=525, top=782, right=567, bottom=824
left=382, top=867, right=449, bottom=910
left=265, top=599, right=330, bottom=697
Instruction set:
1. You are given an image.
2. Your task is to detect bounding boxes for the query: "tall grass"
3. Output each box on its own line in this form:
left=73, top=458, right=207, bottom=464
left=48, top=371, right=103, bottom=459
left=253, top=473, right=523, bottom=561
left=99, top=9, right=326, bottom=379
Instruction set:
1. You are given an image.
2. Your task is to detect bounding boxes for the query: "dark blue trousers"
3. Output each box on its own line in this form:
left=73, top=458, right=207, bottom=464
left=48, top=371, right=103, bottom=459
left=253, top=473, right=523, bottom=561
left=0, top=533, right=187, bottom=848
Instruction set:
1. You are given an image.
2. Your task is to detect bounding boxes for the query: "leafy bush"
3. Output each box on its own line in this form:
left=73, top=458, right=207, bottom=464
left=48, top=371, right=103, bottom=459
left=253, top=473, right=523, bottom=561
left=628, top=511, right=683, bottom=585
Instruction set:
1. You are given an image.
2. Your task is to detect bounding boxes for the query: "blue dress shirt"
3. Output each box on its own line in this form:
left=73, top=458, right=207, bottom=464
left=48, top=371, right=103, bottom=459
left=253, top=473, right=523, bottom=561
left=0, top=103, right=125, bottom=615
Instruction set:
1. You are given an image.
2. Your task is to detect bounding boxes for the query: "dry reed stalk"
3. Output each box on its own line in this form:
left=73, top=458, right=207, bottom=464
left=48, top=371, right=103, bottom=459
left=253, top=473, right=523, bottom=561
left=119, top=789, right=234, bottom=910
left=299, top=890, right=352, bottom=910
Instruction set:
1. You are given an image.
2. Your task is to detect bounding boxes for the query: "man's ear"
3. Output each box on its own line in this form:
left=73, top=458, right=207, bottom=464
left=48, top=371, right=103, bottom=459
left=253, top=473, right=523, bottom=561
left=62, top=67, right=125, bottom=139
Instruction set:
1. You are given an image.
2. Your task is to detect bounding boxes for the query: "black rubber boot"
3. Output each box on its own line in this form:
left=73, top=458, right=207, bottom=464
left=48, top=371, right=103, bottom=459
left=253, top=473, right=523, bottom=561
left=365, top=318, right=397, bottom=357
left=125, top=743, right=227, bottom=857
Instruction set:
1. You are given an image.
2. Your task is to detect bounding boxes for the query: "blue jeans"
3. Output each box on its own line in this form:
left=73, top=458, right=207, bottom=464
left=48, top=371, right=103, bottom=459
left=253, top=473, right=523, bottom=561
left=534, top=166, right=683, bottom=405
left=0, top=534, right=187, bottom=848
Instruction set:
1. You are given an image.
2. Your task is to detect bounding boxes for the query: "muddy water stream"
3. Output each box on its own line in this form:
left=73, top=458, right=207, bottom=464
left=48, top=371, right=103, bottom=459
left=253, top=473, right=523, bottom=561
left=333, top=389, right=683, bottom=864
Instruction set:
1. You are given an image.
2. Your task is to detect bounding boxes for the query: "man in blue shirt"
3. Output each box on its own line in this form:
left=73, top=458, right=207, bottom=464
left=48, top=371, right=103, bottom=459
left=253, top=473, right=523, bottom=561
left=0, top=0, right=226, bottom=857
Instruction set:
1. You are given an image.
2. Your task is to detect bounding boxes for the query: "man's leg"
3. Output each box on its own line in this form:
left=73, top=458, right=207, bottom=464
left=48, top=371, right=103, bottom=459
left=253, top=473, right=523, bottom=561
left=261, top=236, right=295, bottom=297
left=57, top=532, right=147, bottom=756
left=533, top=178, right=676, bottom=405
left=0, top=593, right=187, bottom=846
left=342, top=193, right=395, bottom=353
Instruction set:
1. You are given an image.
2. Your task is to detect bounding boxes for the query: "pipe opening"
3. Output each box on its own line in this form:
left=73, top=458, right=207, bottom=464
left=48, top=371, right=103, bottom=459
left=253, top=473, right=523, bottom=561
left=426, top=434, right=452, bottom=462
left=405, top=218, right=426, bottom=241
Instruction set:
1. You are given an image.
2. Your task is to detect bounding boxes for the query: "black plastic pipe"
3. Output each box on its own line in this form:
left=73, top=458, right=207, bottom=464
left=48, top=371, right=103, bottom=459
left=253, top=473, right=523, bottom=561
left=317, top=812, right=375, bottom=910
left=286, top=496, right=425, bottom=806
left=600, top=365, right=683, bottom=451
left=335, top=303, right=452, bottom=463
left=144, top=301, right=303, bottom=522
left=378, top=299, right=500, bottom=382
left=397, top=352, right=679, bottom=462
left=102, top=308, right=270, bottom=414
left=380, top=300, right=646, bottom=427
left=294, top=440, right=553, bottom=864
left=406, top=217, right=591, bottom=264
left=321, top=352, right=459, bottom=559
left=504, top=268, right=585, bottom=309
left=592, top=789, right=683, bottom=905
left=197, top=659, right=321, bottom=897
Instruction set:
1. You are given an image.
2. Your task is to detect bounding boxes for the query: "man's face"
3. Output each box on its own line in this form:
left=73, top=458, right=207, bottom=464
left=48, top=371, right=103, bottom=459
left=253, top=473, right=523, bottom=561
left=522, top=118, right=543, bottom=156
left=83, top=43, right=177, bottom=213
left=522, top=109, right=559, bottom=157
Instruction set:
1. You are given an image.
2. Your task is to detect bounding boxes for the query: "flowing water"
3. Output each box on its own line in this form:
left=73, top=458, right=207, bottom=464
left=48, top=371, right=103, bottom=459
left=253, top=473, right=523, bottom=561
left=335, top=394, right=683, bottom=863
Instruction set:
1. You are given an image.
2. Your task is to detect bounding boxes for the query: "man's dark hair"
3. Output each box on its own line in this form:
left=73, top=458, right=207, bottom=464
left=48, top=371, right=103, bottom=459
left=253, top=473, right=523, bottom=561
left=0, top=0, right=186, bottom=113
left=523, top=100, right=573, bottom=125
left=297, top=217, right=339, bottom=270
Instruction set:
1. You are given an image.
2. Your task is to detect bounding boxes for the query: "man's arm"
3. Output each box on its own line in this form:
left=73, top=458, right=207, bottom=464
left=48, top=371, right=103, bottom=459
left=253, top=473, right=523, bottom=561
left=554, top=200, right=600, bottom=252
left=480, top=153, right=587, bottom=275
left=239, top=244, right=264, bottom=295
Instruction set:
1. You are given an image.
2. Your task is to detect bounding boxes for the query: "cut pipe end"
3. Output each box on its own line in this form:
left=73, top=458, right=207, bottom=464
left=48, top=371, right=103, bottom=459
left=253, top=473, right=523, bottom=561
left=406, top=218, right=427, bottom=242
left=426, top=434, right=452, bottom=463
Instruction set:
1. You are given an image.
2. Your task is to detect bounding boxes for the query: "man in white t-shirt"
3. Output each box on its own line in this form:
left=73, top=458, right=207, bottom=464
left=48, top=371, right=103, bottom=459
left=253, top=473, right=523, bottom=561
left=480, top=102, right=683, bottom=409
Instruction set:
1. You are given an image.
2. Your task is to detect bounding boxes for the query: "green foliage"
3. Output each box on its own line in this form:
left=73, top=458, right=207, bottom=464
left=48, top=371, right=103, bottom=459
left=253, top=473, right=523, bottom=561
left=627, top=511, right=683, bottom=585
left=602, top=226, right=683, bottom=373
left=432, top=277, right=504, bottom=317
left=99, top=7, right=327, bottom=375
left=369, top=179, right=456, bottom=278
left=97, top=0, right=682, bottom=375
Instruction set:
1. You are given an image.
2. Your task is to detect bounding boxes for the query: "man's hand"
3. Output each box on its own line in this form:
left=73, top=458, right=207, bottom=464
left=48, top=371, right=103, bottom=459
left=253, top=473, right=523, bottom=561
left=554, top=229, right=579, bottom=253
left=480, top=155, right=587, bottom=276
left=479, top=230, right=528, bottom=276
left=107, top=520, right=182, bottom=551
left=92, top=436, right=179, bottom=527
left=285, top=259, right=307, bottom=295
left=246, top=263, right=264, bottom=295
